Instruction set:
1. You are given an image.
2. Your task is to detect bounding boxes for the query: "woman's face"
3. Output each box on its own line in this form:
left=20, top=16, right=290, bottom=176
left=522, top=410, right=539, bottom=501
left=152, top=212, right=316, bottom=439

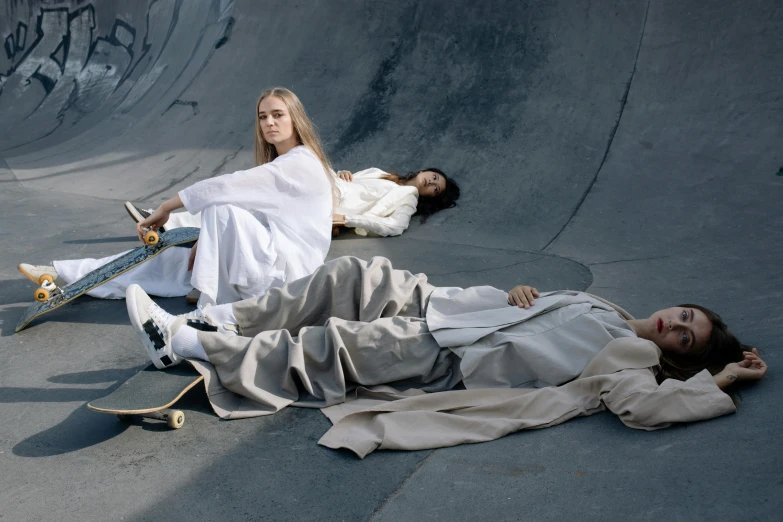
left=258, top=96, right=296, bottom=146
left=645, top=306, right=712, bottom=356
left=412, top=170, right=446, bottom=198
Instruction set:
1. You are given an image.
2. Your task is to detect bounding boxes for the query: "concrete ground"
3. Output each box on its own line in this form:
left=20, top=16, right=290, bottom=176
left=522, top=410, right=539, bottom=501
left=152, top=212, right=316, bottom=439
left=1, top=0, right=781, bottom=520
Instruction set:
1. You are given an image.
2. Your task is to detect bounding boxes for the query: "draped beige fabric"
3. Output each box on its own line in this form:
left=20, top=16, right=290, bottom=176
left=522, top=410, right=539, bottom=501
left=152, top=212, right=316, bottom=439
left=190, top=256, right=461, bottom=417
left=317, top=338, right=736, bottom=458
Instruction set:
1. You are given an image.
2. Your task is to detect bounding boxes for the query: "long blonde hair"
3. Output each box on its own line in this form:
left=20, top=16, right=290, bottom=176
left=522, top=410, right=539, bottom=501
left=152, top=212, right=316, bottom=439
left=253, top=87, right=336, bottom=205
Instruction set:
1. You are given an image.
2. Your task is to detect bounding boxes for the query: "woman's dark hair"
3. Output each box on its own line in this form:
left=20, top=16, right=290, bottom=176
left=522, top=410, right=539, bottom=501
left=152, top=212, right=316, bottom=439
left=658, top=303, right=748, bottom=383
left=382, top=168, right=460, bottom=223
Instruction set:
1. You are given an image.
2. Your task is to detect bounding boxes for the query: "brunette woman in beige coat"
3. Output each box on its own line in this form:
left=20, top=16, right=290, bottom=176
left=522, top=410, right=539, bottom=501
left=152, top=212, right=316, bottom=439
left=124, top=256, right=767, bottom=456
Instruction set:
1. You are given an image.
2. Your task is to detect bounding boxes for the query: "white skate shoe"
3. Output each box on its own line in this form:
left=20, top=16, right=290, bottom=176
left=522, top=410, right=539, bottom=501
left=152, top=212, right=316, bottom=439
left=126, top=284, right=186, bottom=369
left=18, top=263, right=65, bottom=286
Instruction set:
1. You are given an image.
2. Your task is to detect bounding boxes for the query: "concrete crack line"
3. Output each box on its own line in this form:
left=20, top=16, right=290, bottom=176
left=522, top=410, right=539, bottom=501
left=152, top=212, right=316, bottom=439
left=369, top=451, right=436, bottom=520
left=137, top=165, right=201, bottom=203
left=137, top=144, right=243, bottom=202
left=541, top=0, right=651, bottom=252
left=390, top=236, right=594, bottom=277
left=209, top=145, right=243, bottom=176
left=401, top=235, right=569, bottom=258
left=589, top=254, right=675, bottom=266
left=427, top=256, right=544, bottom=278
left=0, top=156, right=22, bottom=188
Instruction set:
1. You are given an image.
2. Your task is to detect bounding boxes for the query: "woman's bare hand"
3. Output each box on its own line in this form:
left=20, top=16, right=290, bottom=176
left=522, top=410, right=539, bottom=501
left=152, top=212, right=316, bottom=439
left=336, top=170, right=353, bottom=182
left=508, top=285, right=540, bottom=309
left=722, top=348, right=768, bottom=383
left=187, top=240, right=199, bottom=271
left=137, top=206, right=171, bottom=243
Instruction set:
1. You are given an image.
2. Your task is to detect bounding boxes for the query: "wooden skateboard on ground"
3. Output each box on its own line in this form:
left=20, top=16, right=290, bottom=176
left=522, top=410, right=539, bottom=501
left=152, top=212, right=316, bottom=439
left=16, top=227, right=200, bottom=332
left=87, top=364, right=204, bottom=429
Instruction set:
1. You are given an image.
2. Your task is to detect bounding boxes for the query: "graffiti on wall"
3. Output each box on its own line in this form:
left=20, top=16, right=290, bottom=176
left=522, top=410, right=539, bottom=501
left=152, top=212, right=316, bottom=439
left=0, top=0, right=233, bottom=151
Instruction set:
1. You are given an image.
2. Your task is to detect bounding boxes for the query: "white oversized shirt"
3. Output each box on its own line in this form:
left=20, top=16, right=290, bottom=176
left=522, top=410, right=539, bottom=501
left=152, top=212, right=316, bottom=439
left=178, top=146, right=333, bottom=305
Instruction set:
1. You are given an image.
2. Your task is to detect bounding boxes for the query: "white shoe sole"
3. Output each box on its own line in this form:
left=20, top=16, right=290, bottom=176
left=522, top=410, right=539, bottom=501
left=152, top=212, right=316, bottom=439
left=18, top=264, right=57, bottom=284
left=125, top=202, right=165, bottom=232
left=124, top=201, right=146, bottom=223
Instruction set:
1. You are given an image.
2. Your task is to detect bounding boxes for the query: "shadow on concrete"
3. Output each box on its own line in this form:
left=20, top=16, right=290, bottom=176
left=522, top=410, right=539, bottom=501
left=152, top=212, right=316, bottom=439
left=12, top=402, right=130, bottom=458
left=63, top=236, right=140, bottom=245
left=4, top=292, right=197, bottom=338
left=0, top=279, right=36, bottom=305
left=48, top=367, right=137, bottom=384
left=10, top=366, right=212, bottom=457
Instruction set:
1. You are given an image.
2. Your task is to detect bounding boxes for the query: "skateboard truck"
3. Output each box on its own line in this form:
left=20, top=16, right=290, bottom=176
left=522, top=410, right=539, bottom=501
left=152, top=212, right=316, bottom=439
left=34, top=275, right=60, bottom=302
left=118, top=409, right=185, bottom=429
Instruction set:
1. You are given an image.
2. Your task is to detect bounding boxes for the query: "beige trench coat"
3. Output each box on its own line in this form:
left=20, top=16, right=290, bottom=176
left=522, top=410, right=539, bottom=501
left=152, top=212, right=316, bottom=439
left=317, top=337, right=736, bottom=458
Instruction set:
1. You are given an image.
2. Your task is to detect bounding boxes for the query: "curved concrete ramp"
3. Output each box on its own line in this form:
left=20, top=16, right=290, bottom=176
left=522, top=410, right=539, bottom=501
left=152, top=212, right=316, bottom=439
left=0, top=1, right=780, bottom=521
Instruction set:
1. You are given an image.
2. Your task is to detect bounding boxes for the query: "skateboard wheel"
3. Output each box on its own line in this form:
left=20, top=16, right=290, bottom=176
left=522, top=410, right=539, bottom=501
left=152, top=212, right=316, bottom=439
left=167, top=410, right=185, bottom=429
left=143, top=230, right=159, bottom=245
left=38, top=274, right=54, bottom=285
left=332, top=226, right=340, bottom=237
left=35, top=288, right=50, bottom=302
left=118, top=414, right=133, bottom=423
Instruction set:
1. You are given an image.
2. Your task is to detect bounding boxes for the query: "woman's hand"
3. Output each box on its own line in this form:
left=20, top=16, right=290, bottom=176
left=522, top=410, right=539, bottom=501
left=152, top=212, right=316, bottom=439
left=187, top=240, right=199, bottom=271
left=336, top=170, right=353, bottom=182
left=137, top=206, right=171, bottom=243
left=136, top=195, right=184, bottom=243
left=724, top=348, right=768, bottom=382
left=714, top=348, right=768, bottom=388
left=508, top=285, right=540, bottom=309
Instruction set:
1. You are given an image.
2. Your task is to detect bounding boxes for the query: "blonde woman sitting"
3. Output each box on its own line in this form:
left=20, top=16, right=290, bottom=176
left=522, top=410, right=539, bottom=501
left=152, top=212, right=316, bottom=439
left=18, top=88, right=335, bottom=308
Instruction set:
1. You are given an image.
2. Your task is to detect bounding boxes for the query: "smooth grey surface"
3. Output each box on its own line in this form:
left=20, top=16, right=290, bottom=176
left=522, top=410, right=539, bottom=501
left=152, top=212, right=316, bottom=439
left=0, top=0, right=781, bottom=521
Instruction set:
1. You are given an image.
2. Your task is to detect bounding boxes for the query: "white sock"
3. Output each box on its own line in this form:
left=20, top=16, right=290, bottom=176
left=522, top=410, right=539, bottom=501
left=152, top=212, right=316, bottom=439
left=203, top=303, right=238, bottom=326
left=171, top=325, right=208, bottom=361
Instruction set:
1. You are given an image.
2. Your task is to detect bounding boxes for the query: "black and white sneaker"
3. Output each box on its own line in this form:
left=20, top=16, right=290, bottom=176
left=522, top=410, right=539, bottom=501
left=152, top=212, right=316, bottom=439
left=127, top=284, right=185, bottom=369
left=124, top=202, right=166, bottom=233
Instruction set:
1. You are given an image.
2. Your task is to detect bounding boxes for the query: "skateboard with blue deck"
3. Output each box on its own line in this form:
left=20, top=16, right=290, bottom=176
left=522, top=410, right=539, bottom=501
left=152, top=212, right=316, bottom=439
left=15, top=227, right=200, bottom=332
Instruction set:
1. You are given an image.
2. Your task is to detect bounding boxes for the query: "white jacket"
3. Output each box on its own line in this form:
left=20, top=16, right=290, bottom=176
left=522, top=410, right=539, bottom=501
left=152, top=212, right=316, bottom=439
left=334, top=168, right=419, bottom=237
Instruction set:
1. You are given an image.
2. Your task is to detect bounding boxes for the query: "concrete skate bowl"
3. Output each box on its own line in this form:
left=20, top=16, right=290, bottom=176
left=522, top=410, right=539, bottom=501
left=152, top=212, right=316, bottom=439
left=1, top=0, right=781, bottom=519
left=2, top=0, right=779, bottom=298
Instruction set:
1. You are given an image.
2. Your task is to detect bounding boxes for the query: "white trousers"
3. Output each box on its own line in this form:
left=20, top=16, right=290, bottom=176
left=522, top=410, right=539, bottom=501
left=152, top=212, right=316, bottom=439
left=54, top=246, right=193, bottom=299
left=54, top=205, right=286, bottom=307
